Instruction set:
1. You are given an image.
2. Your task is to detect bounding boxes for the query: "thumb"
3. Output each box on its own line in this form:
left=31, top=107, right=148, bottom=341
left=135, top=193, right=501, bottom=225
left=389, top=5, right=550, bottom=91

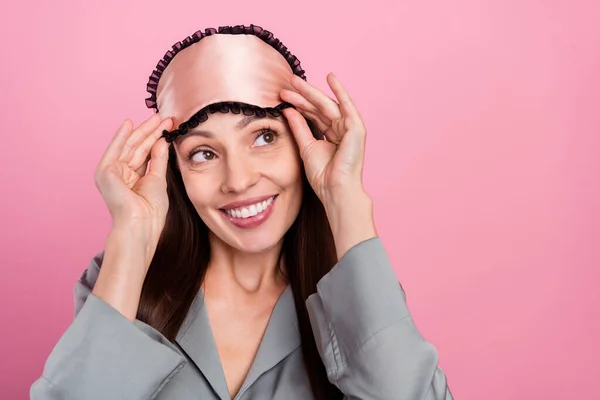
left=283, top=108, right=316, bottom=159
left=146, top=137, right=170, bottom=183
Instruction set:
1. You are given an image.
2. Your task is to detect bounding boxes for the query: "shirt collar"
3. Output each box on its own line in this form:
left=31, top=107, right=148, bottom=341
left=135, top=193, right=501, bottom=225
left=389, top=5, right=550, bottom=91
left=175, top=284, right=301, bottom=399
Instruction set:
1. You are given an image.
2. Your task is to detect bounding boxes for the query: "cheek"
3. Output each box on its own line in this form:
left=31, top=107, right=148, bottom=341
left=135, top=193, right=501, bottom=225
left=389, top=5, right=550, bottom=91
left=180, top=172, right=217, bottom=211
left=266, top=146, right=303, bottom=189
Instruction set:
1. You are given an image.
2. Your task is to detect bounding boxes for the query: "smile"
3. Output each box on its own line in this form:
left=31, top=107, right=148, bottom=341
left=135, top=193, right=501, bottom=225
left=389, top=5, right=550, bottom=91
left=224, top=195, right=275, bottom=219
left=220, top=195, right=278, bottom=229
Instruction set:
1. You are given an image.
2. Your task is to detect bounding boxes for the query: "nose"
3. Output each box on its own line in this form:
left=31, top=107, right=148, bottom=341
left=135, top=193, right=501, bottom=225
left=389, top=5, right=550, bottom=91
left=220, top=153, right=260, bottom=194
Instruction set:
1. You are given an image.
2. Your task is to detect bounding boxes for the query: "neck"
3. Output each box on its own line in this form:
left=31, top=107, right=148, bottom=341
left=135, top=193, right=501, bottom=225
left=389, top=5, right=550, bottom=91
left=203, top=231, right=288, bottom=302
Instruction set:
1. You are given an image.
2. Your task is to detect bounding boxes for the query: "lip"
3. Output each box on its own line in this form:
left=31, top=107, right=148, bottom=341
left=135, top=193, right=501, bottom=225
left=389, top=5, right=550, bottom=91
left=220, top=194, right=277, bottom=210
left=220, top=195, right=278, bottom=229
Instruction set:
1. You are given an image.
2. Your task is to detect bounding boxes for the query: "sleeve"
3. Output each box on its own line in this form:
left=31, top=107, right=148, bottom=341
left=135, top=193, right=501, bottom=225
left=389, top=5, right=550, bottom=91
left=30, top=251, right=188, bottom=400
left=306, top=238, right=454, bottom=400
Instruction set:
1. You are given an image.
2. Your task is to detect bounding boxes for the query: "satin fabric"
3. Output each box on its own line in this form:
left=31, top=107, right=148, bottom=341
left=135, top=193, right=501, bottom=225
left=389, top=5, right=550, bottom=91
left=155, top=34, right=296, bottom=127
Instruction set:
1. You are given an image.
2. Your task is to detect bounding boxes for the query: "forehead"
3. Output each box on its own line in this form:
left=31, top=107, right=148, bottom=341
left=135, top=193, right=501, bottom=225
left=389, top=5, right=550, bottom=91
left=203, top=112, right=283, bottom=129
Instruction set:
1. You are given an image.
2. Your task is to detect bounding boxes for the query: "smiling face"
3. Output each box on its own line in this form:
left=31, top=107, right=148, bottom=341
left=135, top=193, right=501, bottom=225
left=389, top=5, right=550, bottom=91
left=173, top=112, right=303, bottom=254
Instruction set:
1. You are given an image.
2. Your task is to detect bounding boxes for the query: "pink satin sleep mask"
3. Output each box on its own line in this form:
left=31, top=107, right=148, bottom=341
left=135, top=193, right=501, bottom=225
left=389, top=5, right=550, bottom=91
left=144, top=24, right=307, bottom=143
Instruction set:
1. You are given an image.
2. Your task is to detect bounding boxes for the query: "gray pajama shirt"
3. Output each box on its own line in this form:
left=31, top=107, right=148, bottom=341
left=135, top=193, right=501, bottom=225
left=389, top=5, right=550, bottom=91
left=30, top=238, right=454, bottom=399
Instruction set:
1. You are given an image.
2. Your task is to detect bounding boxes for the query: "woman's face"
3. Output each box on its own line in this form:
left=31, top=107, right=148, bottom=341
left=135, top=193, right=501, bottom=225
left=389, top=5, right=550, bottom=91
left=173, top=112, right=303, bottom=253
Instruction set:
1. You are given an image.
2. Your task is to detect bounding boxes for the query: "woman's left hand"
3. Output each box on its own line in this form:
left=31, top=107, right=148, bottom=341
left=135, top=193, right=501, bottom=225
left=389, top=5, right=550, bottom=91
left=281, top=73, right=377, bottom=257
left=280, top=72, right=367, bottom=208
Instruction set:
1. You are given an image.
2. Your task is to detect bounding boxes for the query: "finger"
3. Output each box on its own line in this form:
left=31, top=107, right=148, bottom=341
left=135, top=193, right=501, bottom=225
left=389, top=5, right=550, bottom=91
left=326, top=73, right=364, bottom=126
left=283, top=108, right=317, bottom=157
left=280, top=89, right=331, bottom=134
left=146, top=137, right=170, bottom=183
left=290, top=75, right=342, bottom=121
left=299, top=112, right=341, bottom=145
left=99, top=119, right=133, bottom=166
left=281, top=89, right=331, bottom=123
left=129, top=117, right=173, bottom=172
left=119, top=113, right=162, bottom=163
left=134, top=153, right=151, bottom=178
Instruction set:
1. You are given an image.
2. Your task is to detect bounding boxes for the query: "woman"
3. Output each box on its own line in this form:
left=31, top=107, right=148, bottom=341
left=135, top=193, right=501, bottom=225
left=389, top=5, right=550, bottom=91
left=31, top=25, right=453, bottom=399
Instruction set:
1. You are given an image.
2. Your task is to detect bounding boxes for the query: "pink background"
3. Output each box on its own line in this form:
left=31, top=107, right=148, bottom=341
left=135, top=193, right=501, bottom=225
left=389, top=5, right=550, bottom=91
left=1, top=0, right=599, bottom=399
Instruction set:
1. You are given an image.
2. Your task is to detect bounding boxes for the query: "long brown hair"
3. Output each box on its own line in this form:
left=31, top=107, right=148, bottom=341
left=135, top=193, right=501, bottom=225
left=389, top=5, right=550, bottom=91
left=136, top=120, right=343, bottom=399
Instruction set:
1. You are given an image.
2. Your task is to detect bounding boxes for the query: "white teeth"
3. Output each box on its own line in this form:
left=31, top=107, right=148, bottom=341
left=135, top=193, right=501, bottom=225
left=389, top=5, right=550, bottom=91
left=225, top=196, right=275, bottom=219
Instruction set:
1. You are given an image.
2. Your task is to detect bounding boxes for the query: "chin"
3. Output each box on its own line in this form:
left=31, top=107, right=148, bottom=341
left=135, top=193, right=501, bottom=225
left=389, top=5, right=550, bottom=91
left=230, top=233, right=284, bottom=253
left=208, top=222, right=290, bottom=254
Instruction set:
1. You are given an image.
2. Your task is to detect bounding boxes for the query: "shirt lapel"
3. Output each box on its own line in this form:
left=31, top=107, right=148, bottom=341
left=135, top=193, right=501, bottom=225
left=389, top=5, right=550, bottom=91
left=175, top=290, right=230, bottom=400
left=236, top=285, right=302, bottom=395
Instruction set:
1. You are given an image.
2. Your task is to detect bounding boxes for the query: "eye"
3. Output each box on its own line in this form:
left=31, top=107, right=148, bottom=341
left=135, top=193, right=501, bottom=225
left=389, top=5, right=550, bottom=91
left=187, top=148, right=217, bottom=163
left=254, top=129, right=279, bottom=147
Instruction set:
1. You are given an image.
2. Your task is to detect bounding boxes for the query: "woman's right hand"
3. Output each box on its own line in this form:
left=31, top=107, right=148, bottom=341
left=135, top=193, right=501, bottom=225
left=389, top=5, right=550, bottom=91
left=91, top=114, right=173, bottom=321
left=94, top=113, right=173, bottom=236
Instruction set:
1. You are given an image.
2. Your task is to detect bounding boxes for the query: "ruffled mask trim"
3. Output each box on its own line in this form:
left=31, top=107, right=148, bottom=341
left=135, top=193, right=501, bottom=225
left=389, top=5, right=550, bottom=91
left=161, top=101, right=296, bottom=143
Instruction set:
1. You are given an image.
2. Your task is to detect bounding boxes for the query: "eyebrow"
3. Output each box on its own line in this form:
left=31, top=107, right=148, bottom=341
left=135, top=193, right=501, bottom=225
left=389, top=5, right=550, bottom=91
left=236, top=114, right=280, bottom=130
left=179, top=113, right=282, bottom=143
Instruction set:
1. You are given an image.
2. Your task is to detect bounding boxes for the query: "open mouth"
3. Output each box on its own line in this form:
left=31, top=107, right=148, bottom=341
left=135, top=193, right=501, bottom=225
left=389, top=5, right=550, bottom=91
left=221, top=195, right=278, bottom=219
